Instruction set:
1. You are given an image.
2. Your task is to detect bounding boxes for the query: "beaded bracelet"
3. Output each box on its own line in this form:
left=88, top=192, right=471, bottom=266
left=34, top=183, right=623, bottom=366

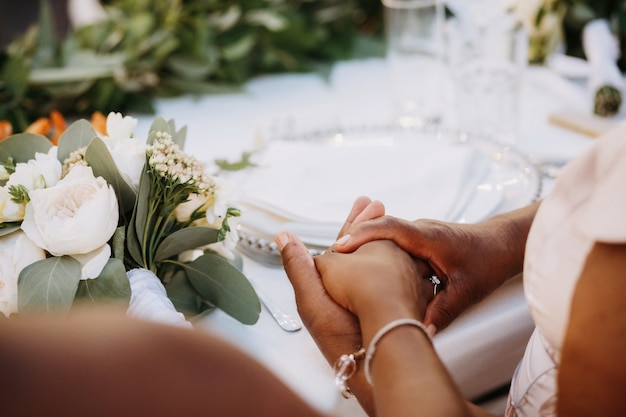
left=333, top=347, right=365, bottom=398
left=364, top=318, right=432, bottom=386
left=332, top=318, right=433, bottom=398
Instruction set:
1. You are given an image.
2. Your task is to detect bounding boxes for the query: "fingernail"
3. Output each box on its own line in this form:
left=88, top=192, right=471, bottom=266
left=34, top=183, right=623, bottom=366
left=426, top=324, right=437, bottom=338
left=334, top=234, right=351, bottom=246
left=274, top=232, right=290, bottom=251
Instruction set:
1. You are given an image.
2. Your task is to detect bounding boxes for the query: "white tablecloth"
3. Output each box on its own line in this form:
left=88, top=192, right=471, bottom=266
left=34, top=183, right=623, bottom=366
left=135, top=58, right=608, bottom=416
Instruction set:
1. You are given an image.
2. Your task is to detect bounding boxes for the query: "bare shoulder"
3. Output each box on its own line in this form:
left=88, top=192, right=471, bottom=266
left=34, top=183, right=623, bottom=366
left=558, top=242, right=626, bottom=417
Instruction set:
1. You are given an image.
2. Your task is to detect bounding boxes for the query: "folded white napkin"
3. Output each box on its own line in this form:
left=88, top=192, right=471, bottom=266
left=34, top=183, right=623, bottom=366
left=238, top=136, right=485, bottom=244
left=583, top=19, right=625, bottom=94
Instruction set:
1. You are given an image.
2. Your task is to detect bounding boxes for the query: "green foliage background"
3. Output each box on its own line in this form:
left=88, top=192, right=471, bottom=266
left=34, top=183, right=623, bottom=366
left=0, top=0, right=385, bottom=131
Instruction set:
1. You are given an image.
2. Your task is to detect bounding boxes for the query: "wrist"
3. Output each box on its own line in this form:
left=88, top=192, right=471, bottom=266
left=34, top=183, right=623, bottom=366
left=363, top=318, right=433, bottom=386
left=358, top=304, right=424, bottom=347
left=481, top=204, right=536, bottom=282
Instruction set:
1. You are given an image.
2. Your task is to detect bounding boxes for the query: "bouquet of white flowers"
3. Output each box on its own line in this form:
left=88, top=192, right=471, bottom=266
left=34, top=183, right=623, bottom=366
left=0, top=112, right=260, bottom=325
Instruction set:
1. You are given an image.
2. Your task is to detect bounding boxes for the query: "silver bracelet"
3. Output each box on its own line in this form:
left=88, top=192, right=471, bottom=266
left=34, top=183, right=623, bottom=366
left=364, top=318, right=432, bottom=386
left=333, top=347, right=365, bottom=398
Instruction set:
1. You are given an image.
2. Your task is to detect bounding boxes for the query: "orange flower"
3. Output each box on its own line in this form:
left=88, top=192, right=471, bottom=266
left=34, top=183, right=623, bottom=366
left=49, top=111, right=67, bottom=145
left=91, top=111, right=107, bottom=136
left=25, top=117, right=52, bottom=136
left=2, top=111, right=104, bottom=144
left=22, top=111, right=68, bottom=144
left=0, top=121, right=12, bottom=141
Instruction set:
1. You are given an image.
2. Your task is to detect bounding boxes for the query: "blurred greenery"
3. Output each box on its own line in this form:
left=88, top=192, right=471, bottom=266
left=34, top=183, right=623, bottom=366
left=1, top=0, right=385, bottom=131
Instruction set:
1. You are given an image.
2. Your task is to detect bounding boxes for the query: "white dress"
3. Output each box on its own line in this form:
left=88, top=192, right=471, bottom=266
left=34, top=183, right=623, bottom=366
left=505, top=122, right=626, bottom=416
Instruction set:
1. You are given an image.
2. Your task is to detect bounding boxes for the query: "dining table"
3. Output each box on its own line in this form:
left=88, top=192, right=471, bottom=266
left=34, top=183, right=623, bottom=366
left=134, top=55, right=617, bottom=416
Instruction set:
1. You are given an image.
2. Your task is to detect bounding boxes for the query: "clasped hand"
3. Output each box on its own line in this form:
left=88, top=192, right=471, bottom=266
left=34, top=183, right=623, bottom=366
left=276, top=197, right=434, bottom=366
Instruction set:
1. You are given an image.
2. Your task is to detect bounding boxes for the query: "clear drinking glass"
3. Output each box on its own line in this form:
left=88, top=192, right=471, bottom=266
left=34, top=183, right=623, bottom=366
left=384, top=0, right=446, bottom=127
left=447, top=12, right=527, bottom=144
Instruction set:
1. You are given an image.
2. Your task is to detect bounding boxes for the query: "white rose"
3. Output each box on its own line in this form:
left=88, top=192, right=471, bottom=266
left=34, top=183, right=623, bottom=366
left=6, top=147, right=61, bottom=192
left=174, top=193, right=211, bottom=224
left=0, top=186, right=25, bottom=222
left=102, top=112, right=145, bottom=189
left=0, top=231, right=46, bottom=317
left=21, top=165, right=119, bottom=279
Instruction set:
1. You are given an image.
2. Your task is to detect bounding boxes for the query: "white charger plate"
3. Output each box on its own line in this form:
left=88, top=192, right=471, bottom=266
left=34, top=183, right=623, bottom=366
left=234, top=124, right=542, bottom=257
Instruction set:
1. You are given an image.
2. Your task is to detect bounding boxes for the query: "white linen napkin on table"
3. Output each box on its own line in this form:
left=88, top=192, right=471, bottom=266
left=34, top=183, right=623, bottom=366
left=238, top=138, right=480, bottom=246
left=583, top=19, right=625, bottom=95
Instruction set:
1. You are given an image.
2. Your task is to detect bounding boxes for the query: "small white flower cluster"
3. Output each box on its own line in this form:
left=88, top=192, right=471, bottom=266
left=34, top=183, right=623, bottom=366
left=61, top=147, right=88, bottom=178
left=147, top=131, right=216, bottom=193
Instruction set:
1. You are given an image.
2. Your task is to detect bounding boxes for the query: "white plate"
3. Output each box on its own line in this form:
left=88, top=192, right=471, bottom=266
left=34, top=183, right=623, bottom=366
left=234, top=125, right=542, bottom=251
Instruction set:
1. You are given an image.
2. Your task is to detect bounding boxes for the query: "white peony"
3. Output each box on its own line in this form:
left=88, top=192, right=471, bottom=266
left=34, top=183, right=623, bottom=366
left=0, top=231, right=46, bottom=317
left=21, top=165, right=119, bottom=279
left=6, top=147, right=61, bottom=192
left=0, top=186, right=25, bottom=223
left=101, top=112, right=146, bottom=190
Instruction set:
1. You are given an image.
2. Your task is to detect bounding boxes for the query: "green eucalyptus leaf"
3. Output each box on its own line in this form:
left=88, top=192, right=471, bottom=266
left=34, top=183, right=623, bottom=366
left=74, top=258, right=131, bottom=305
left=32, top=0, right=58, bottom=68
left=1, top=55, right=30, bottom=100
left=152, top=37, right=180, bottom=62
left=166, top=54, right=214, bottom=80
left=65, top=50, right=126, bottom=68
left=85, top=137, right=137, bottom=216
left=172, top=125, right=187, bottom=149
left=208, top=4, right=242, bottom=32
left=128, top=167, right=151, bottom=267
left=165, top=270, right=203, bottom=316
left=128, top=12, right=155, bottom=41
left=41, top=81, right=97, bottom=102
left=149, top=116, right=172, bottom=137
left=217, top=249, right=243, bottom=271
left=0, top=133, right=52, bottom=164
left=154, top=227, right=220, bottom=262
left=167, top=119, right=177, bottom=136
left=146, top=131, right=158, bottom=146
left=181, top=252, right=260, bottom=325
left=57, top=119, right=98, bottom=164
left=29, top=66, right=115, bottom=84
left=221, top=33, right=256, bottom=62
left=18, top=256, right=81, bottom=313
left=244, top=10, right=288, bottom=32
left=0, top=224, right=21, bottom=237
left=112, top=226, right=126, bottom=261
left=2, top=0, right=373, bottom=129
